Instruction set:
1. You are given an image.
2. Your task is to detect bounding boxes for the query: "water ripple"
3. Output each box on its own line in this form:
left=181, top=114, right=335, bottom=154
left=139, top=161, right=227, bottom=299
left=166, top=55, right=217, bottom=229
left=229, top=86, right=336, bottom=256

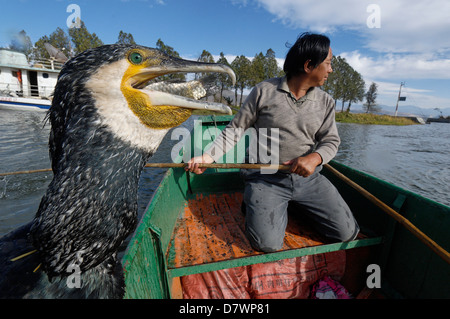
left=336, top=122, right=450, bottom=206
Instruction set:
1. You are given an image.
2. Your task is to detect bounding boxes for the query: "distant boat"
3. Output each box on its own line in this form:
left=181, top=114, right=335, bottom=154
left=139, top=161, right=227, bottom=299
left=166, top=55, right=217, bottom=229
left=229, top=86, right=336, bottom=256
left=0, top=48, right=63, bottom=110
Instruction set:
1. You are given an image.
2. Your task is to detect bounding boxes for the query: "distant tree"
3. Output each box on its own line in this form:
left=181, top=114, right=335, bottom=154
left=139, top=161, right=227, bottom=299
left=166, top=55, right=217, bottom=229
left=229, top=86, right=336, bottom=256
left=32, top=27, right=72, bottom=61
left=197, top=50, right=214, bottom=64
left=249, top=49, right=283, bottom=88
left=264, top=48, right=283, bottom=79
left=155, top=38, right=185, bottom=82
left=249, top=52, right=265, bottom=87
left=364, top=82, right=380, bottom=113
left=49, top=28, right=72, bottom=55
left=195, top=49, right=217, bottom=98
left=68, top=21, right=103, bottom=55
left=222, top=49, right=283, bottom=107
left=231, top=55, right=251, bottom=107
left=117, top=31, right=136, bottom=45
left=337, top=59, right=354, bottom=111
left=322, top=56, right=365, bottom=112
left=195, top=49, right=215, bottom=80
left=216, top=52, right=233, bottom=103
left=322, top=56, right=347, bottom=108
left=156, top=38, right=181, bottom=58
left=345, top=70, right=366, bottom=112
left=9, top=30, right=33, bottom=58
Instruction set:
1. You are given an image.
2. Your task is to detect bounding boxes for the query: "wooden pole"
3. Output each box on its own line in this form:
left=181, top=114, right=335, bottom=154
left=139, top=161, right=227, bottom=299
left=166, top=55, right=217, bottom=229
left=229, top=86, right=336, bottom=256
left=144, top=163, right=291, bottom=170
left=0, top=168, right=52, bottom=177
left=0, top=163, right=290, bottom=176
left=324, top=163, right=450, bottom=265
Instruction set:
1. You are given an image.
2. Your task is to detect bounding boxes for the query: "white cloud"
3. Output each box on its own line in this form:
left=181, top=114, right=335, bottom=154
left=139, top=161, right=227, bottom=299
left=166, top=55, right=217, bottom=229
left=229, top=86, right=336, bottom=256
left=340, top=51, right=450, bottom=80
left=247, top=0, right=450, bottom=54
left=254, top=0, right=367, bottom=32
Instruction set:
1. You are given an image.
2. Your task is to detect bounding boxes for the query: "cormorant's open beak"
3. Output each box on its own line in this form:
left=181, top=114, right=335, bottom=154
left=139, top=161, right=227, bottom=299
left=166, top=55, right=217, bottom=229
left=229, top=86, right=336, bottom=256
left=127, top=50, right=236, bottom=115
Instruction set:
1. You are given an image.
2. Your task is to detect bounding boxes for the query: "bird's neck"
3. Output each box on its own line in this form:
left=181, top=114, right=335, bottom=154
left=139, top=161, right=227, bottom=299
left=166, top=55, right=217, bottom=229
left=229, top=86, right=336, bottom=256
left=30, top=124, right=152, bottom=277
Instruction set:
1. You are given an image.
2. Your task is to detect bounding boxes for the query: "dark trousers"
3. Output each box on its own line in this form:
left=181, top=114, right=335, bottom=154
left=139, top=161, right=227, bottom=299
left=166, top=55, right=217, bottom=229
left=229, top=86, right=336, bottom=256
left=241, top=167, right=359, bottom=252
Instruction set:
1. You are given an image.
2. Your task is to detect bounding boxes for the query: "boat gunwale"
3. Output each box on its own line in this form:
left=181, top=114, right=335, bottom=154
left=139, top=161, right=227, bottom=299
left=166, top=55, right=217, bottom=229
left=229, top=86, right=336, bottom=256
left=122, top=168, right=175, bottom=269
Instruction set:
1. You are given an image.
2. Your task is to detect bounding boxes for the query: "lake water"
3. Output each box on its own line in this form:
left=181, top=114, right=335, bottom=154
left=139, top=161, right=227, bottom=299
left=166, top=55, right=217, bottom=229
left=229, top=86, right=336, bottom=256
left=335, top=121, right=449, bottom=207
left=0, top=107, right=449, bottom=237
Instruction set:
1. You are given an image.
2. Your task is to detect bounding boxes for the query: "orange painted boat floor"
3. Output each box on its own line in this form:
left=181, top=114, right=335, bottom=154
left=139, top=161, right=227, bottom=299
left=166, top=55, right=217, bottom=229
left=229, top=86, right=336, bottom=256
left=167, top=191, right=332, bottom=270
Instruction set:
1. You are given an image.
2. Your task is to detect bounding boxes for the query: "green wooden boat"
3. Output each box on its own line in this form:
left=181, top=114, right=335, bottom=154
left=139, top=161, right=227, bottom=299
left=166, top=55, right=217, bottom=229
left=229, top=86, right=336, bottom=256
left=122, top=115, right=450, bottom=299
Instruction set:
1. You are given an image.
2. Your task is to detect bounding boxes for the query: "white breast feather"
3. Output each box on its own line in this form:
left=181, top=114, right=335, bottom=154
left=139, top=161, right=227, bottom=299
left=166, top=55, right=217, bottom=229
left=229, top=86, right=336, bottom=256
left=85, top=60, right=169, bottom=154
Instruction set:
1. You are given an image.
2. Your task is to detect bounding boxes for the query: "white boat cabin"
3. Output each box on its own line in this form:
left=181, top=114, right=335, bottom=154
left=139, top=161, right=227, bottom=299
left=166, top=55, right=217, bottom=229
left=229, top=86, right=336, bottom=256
left=0, top=48, right=60, bottom=100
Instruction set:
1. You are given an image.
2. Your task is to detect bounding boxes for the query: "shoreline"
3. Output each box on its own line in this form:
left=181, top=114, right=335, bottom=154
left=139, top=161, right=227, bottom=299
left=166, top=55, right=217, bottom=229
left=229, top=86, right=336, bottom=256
left=335, top=112, right=419, bottom=125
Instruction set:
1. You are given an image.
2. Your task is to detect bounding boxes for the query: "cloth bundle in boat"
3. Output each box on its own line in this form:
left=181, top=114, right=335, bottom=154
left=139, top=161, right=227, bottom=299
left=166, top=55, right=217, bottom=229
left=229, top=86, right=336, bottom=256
left=310, top=275, right=352, bottom=299
left=180, top=250, right=346, bottom=299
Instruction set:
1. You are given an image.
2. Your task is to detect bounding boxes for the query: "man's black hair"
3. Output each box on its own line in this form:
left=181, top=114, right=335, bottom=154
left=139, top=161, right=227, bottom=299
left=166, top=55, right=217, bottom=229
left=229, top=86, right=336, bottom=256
left=283, top=32, right=330, bottom=78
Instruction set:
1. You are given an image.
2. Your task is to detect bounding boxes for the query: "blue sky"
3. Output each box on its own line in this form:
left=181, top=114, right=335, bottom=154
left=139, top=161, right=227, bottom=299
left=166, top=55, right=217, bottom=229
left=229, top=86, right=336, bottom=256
left=2, top=0, right=450, bottom=115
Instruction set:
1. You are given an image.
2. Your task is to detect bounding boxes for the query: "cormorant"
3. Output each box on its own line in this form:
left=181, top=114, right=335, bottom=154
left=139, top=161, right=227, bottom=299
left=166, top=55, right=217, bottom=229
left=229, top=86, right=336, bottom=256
left=0, top=44, right=235, bottom=298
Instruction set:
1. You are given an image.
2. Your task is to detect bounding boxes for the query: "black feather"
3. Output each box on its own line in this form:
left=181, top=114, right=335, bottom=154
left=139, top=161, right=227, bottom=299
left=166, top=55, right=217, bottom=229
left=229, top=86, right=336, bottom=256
left=0, top=44, right=154, bottom=298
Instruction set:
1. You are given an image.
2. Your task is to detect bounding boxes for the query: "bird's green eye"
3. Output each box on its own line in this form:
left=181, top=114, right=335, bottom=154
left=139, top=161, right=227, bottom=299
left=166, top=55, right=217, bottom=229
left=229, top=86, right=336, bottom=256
left=129, top=52, right=143, bottom=65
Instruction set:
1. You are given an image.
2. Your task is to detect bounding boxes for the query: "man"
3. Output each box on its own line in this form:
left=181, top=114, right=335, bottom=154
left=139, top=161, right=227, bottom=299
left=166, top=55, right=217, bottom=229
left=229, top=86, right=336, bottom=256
left=186, top=33, right=359, bottom=252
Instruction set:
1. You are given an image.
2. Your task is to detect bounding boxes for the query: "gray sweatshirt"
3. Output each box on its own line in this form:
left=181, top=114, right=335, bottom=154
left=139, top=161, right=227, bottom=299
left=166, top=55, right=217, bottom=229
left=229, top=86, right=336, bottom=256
left=204, top=76, right=340, bottom=165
